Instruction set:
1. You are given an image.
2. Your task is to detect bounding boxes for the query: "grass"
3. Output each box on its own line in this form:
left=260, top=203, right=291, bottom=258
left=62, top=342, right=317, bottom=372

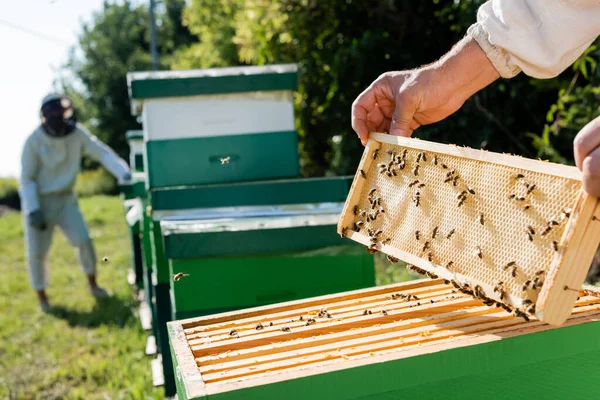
left=0, top=195, right=163, bottom=400
left=0, top=195, right=415, bottom=399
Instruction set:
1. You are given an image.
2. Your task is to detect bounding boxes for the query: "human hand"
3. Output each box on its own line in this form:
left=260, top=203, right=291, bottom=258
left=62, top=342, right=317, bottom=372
left=573, top=116, right=600, bottom=197
left=351, top=37, right=499, bottom=145
left=28, top=209, right=47, bottom=230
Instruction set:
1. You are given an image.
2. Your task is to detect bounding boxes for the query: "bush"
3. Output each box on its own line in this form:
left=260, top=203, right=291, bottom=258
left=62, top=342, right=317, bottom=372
left=75, top=168, right=118, bottom=198
left=0, top=178, right=20, bottom=210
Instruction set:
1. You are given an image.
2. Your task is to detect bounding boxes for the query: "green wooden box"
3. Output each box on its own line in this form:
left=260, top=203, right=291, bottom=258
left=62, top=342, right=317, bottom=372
left=127, top=64, right=301, bottom=189
left=161, top=205, right=375, bottom=319
left=126, top=130, right=145, bottom=172
left=168, top=279, right=600, bottom=400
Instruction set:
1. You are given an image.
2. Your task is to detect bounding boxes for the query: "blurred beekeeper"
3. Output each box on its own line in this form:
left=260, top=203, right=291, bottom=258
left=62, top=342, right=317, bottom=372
left=19, top=93, right=131, bottom=311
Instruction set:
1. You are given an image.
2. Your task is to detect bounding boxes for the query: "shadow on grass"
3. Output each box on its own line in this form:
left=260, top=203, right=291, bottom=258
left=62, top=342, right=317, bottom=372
left=48, top=295, right=137, bottom=328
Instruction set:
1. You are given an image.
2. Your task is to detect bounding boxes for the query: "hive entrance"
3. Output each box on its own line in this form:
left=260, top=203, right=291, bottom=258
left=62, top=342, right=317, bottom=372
left=338, top=133, right=600, bottom=326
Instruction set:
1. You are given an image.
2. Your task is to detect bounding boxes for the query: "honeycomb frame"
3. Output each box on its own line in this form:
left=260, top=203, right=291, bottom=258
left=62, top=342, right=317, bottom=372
left=338, top=133, right=600, bottom=326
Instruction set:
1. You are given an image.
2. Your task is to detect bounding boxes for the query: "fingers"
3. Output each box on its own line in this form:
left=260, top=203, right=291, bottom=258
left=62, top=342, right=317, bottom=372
left=582, top=145, right=600, bottom=197
left=573, top=117, right=600, bottom=169
left=389, top=95, right=417, bottom=137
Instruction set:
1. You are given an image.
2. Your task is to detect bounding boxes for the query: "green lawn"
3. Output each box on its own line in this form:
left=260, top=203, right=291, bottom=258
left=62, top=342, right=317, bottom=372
left=0, top=196, right=163, bottom=400
left=0, top=195, right=415, bottom=399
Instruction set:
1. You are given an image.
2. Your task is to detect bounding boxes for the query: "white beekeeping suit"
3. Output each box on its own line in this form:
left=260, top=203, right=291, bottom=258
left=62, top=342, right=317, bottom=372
left=19, top=94, right=131, bottom=303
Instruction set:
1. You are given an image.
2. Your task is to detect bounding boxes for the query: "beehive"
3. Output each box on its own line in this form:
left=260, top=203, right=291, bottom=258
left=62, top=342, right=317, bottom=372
left=168, top=279, right=600, bottom=400
left=338, top=133, right=600, bottom=326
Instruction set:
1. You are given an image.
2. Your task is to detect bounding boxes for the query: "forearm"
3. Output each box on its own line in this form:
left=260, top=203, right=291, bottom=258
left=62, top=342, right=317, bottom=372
left=429, top=36, right=500, bottom=105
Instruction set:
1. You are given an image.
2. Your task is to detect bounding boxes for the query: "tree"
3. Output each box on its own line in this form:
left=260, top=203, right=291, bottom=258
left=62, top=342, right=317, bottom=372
left=59, top=0, right=195, bottom=166
left=179, top=0, right=592, bottom=177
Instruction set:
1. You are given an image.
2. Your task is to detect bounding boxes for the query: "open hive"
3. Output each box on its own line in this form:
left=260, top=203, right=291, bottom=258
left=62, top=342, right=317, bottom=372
left=168, top=279, right=600, bottom=400
left=338, top=133, right=600, bottom=326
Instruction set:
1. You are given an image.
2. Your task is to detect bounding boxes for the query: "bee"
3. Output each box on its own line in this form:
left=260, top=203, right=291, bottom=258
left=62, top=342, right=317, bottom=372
left=522, top=299, right=533, bottom=306
left=427, top=252, right=433, bottom=262
left=220, top=156, right=231, bottom=165
left=386, top=149, right=394, bottom=155
left=446, top=169, right=456, bottom=178
left=458, top=197, right=466, bottom=207
left=416, top=153, right=422, bottom=163
left=391, top=169, right=398, bottom=176
left=552, top=240, right=559, bottom=251
left=526, top=232, right=533, bottom=242
left=402, top=149, right=408, bottom=159
left=504, top=261, right=516, bottom=269
left=415, top=231, right=421, bottom=240
left=509, top=194, right=516, bottom=200
left=562, top=208, right=572, bottom=219
left=479, top=213, right=485, bottom=225
left=452, top=175, right=460, bottom=186
left=398, top=160, right=406, bottom=170
left=363, top=310, right=373, bottom=315
left=340, top=227, right=348, bottom=238
left=441, top=163, right=448, bottom=169
left=541, top=226, right=552, bottom=236
left=374, top=230, right=383, bottom=237
left=367, top=247, right=379, bottom=254
left=446, top=261, right=454, bottom=269
left=433, top=155, right=438, bottom=165
left=522, top=280, right=532, bottom=291
left=444, top=176, right=454, bottom=183
left=446, top=229, right=456, bottom=239
left=381, top=310, right=388, bottom=316
left=373, top=148, right=379, bottom=160
left=423, top=241, right=431, bottom=252
left=514, top=309, right=530, bottom=321
left=255, top=323, right=264, bottom=330
left=413, top=192, right=421, bottom=207
left=514, top=173, right=525, bottom=180
left=413, top=165, right=420, bottom=176
left=535, top=270, right=545, bottom=276
left=173, top=272, right=190, bottom=282
left=378, top=163, right=387, bottom=170
left=517, top=196, right=526, bottom=201
left=382, top=237, right=392, bottom=245
left=269, top=322, right=274, bottom=326
left=409, top=180, right=420, bottom=188
left=527, top=184, right=536, bottom=194
left=418, top=183, right=426, bottom=188
left=474, top=285, right=486, bottom=299
left=523, top=205, right=531, bottom=210
left=493, top=282, right=507, bottom=301
left=422, top=153, right=427, bottom=162
left=360, top=169, right=366, bottom=178
left=527, top=305, right=536, bottom=315
left=593, top=216, right=599, bottom=221
left=549, top=220, right=559, bottom=226
left=229, top=329, right=238, bottom=336
left=467, top=187, right=476, bottom=195
left=356, top=220, right=365, bottom=228
left=368, top=188, right=377, bottom=197
left=281, top=327, right=291, bottom=332
left=432, top=226, right=439, bottom=239
left=387, top=255, right=399, bottom=263
left=102, top=256, right=109, bottom=262
left=527, top=226, right=535, bottom=235
left=457, top=190, right=467, bottom=199
left=511, top=266, right=518, bottom=278
left=475, top=246, right=483, bottom=259
left=353, top=205, right=359, bottom=215
left=305, top=318, right=316, bottom=326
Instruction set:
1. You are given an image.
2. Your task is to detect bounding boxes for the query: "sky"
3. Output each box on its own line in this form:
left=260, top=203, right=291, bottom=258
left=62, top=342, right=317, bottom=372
left=0, top=0, right=107, bottom=177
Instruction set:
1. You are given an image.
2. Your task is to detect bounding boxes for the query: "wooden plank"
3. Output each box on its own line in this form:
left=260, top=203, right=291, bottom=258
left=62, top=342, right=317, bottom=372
left=167, top=322, right=207, bottom=399
left=204, top=308, right=600, bottom=396
left=180, top=278, right=442, bottom=331
left=537, top=197, right=600, bottom=325
left=371, top=133, right=582, bottom=180
left=337, top=138, right=381, bottom=236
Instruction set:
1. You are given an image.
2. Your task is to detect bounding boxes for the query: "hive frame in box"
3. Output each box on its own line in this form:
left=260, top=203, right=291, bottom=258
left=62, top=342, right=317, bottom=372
left=338, top=133, right=600, bottom=326
left=167, top=279, right=600, bottom=399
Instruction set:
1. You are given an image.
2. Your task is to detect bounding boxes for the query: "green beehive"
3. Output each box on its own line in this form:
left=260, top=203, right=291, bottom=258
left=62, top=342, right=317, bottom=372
left=127, top=64, right=300, bottom=190
left=168, top=280, right=600, bottom=400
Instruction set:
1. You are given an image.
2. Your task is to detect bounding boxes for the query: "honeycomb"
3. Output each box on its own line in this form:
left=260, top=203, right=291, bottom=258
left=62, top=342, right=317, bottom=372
left=341, top=139, right=587, bottom=318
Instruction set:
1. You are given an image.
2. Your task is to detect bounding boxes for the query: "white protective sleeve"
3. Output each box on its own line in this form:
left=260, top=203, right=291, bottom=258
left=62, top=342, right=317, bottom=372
left=79, top=126, right=131, bottom=181
left=467, top=0, right=600, bottom=79
left=19, top=136, right=40, bottom=214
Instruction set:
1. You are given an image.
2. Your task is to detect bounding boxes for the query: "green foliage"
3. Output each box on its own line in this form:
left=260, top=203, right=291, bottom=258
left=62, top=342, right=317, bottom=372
left=0, top=196, right=163, bottom=399
left=59, top=0, right=195, bottom=168
left=0, top=178, right=20, bottom=210
left=177, top=0, right=593, bottom=177
left=75, top=168, right=118, bottom=198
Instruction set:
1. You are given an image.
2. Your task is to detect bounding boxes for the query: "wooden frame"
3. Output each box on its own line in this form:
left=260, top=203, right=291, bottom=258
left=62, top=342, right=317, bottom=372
left=338, top=133, right=600, bottom=326
left=167, top=279, right=600, bottom=400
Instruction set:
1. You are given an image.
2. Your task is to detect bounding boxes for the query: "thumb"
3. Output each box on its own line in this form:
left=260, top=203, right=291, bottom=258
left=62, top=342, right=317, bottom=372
left=389, top=96, right=416, bottom=137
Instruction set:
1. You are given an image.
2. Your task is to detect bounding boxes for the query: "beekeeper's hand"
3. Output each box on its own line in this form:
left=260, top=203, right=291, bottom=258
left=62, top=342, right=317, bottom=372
left=351, top=36, right=499, bottom=145
left=28, top=209, right=47, bottom=230
left=574, top=116, right=600, bottom=197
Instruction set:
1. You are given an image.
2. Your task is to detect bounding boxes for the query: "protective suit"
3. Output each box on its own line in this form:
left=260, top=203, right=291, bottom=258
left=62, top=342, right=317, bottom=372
left=20, top=94, right=131, bottom=291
